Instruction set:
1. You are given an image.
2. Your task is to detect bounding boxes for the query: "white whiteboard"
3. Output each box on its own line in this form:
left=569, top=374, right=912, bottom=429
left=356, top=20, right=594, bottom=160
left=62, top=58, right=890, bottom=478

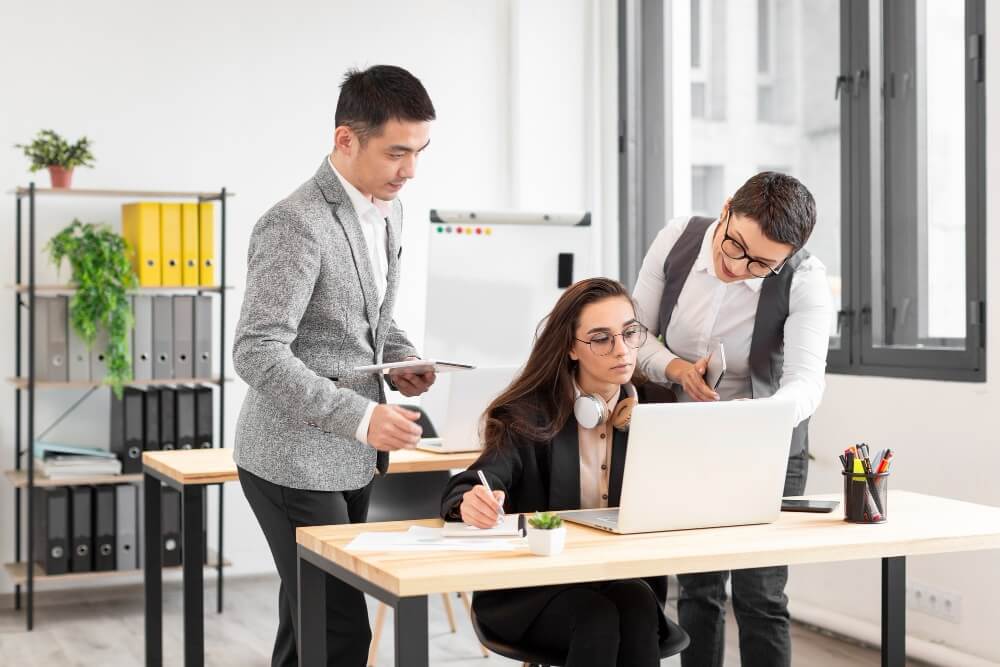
left=421, top=211, right=593, bottom=427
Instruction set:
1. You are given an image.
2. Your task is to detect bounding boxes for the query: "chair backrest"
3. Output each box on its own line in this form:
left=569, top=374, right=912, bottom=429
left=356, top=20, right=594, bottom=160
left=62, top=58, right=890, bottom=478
left=367, top=404, right=449, bottom=523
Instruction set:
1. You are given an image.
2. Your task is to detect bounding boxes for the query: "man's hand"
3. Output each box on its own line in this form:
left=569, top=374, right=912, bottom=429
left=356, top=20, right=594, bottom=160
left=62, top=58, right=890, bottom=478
left=666, top=357, right=719, bottom=402
left=367, top=404, right=423, bottom=451
left=460, top=484, right=505, bottom=528
left=391, top=356, right=437, bottom=397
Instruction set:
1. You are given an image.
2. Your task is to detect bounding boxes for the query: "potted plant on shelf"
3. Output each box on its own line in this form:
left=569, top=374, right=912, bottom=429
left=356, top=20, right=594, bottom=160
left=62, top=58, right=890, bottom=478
left=47, top=220, right=137, bottom=396
left=526, top=511, right=567, bottom=556
left=15, top=129, right=96, bottom=188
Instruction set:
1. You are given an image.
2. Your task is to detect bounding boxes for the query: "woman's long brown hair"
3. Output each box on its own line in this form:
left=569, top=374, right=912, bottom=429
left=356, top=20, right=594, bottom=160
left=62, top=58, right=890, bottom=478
left=481, top=277, right=640, bottom=452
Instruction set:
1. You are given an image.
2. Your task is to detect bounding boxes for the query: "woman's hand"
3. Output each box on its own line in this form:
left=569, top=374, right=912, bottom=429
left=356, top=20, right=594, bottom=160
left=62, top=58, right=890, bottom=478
left=459, top=484, right=506, bottom=528
left=666, top=357, right=720, bottom=402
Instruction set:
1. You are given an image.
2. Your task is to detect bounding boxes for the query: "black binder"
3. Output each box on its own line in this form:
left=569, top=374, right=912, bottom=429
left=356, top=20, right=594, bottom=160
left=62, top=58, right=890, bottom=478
left=69, top=486, right=93, bottom=573
left=143, top=387, right=161, bottom=451
left=162, top=486, right=182, bottom=567
left=110, top=388, right=144, bottom=473
left=195, top=385, right=213, bottom=449
left=159, top=387, right=177, bottom=450
left=32, top=487, right=69, bottom=575
left=176, top=386, right=196, bottom=450
left=93, top=485, right=116, bottom=571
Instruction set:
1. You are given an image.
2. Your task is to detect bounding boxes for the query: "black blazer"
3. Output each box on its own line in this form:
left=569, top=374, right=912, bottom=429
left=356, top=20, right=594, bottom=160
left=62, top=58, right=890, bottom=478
left=439, top=386, right=669, bottom=643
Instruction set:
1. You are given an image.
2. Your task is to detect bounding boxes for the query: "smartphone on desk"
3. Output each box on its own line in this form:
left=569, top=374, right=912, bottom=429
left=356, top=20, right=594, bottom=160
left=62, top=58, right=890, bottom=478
left=705, top=340, right=726, bottom=391
left=781, top=499, right=840, bottom=513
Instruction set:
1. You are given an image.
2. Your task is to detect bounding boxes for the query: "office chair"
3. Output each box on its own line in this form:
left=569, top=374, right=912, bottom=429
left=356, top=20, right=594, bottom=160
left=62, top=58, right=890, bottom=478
left=469, top=593, right=690, bottom=667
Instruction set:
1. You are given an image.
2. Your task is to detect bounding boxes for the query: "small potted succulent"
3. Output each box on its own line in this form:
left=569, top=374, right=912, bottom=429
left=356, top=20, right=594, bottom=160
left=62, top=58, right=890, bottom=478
left=526, top=511, right=566, bottom=556
left=15, top=129, right=96, bottom=188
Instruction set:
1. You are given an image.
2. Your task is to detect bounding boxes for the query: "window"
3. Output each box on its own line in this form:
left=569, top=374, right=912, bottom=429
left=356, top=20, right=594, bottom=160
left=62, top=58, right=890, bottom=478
left=618, top=0, right=985, bottom=381
left=842, top=0, right=985, bottom=380
left=692, top=166, right=724, bottom=216
left=690, top=0, right=725, bottom=121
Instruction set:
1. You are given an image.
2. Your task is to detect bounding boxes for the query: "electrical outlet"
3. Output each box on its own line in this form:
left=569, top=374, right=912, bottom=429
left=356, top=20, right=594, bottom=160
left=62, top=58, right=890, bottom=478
left=907, top=582, right=962, bottom=623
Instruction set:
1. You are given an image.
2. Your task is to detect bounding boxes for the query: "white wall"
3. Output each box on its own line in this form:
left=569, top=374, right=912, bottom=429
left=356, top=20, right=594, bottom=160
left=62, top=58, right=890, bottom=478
left=0, top=0, right=611, bottom=591
left=786, top=4, right=1000, bottom=662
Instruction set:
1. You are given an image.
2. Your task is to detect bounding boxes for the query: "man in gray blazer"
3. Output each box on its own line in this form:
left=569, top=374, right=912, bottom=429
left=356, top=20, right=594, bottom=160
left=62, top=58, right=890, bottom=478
left=232, top=65, right=436, bottom=666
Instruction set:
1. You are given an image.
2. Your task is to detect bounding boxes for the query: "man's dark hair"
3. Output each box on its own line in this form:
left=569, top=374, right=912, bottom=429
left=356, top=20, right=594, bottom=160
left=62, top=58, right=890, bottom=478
left=729, top=171, right=816, bottom=248
left=335, top=65, right=435, bottom=143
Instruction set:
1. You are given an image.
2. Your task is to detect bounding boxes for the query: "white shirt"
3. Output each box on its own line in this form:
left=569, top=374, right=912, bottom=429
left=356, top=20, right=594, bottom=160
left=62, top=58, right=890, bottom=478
left=633, top=216, right=834, bottom=426
left=328, top=157, right=392, bottom=445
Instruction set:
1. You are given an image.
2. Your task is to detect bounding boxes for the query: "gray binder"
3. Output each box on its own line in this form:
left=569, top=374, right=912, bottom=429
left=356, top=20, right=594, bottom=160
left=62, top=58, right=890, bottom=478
left=68, top=313, right=91, bottom=382
left=132, top=295, right=153, bottom=381
left=173, top=296, right=194, bottom=379
left=33, top=296, right=69, bottom=382
left=193, top=296, right=213, bottom=378
left=31, top=296, right=50, bottom=381
left=152, top=296, right=173, bottom=380
left=90, top=326, right=109, bottom=383
left=47, top=296, right=69, bottom=382
left=115, top=484, right=138, bottom=570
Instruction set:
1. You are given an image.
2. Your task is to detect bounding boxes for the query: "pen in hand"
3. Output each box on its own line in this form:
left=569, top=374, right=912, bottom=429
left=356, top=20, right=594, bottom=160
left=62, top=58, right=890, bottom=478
left=477, top=470, right=505, bottom=524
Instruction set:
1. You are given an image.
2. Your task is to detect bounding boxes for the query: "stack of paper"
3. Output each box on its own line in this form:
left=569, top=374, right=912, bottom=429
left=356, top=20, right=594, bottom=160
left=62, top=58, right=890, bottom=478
left=33, top=441, right=122, bottom=479
left=346, top=525, right=523, bottom=553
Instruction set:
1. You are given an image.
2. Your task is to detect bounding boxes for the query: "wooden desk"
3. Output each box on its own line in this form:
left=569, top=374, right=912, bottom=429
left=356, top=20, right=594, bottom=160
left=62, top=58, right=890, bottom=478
left=142, top=447, right=476, bottom=666
left=296, top=491, right=1000, bottom=667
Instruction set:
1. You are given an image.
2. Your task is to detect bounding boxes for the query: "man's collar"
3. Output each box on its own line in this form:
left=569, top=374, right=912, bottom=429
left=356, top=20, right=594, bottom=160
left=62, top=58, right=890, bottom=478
left=693, top=219, right=764, bottom=292
left=328, top=155, right=391, bottom=219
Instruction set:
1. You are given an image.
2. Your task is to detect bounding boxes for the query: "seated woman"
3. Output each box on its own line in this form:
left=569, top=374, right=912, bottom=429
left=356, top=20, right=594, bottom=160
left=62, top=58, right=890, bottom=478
left=440, top=277, right=670, bottom=667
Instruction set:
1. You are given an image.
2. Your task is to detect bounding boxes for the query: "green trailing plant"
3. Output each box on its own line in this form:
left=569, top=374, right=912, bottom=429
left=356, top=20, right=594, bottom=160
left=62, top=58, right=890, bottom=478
left=527, top=511, right=563, bottom=530
left=46, top=220, right=137, bottom=397
left=15, top=129, right=96, bottom=172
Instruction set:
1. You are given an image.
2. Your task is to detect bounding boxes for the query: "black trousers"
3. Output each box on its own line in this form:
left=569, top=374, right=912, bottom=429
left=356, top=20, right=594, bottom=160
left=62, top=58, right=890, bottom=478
left=238, top=467, right=374, bottom=667
left=677, top=453, right=809, bottom=667
left=521, top=580, right=661, bottom=667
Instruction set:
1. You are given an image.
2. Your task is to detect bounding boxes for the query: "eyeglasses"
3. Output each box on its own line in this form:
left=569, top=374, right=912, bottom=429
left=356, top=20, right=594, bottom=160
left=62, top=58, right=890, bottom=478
left=720, top=212, right=792, bottom=279
left=575, top=324, right=648, bottom=356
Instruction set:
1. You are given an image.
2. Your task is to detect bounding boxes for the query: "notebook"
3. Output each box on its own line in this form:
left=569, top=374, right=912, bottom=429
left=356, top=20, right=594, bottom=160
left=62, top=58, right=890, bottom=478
left=442, top=514, right=522, bottom=537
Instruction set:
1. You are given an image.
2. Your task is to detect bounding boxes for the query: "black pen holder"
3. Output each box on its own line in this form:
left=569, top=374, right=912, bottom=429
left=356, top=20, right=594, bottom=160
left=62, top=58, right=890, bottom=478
left=842, top=471, right=889, bottom=524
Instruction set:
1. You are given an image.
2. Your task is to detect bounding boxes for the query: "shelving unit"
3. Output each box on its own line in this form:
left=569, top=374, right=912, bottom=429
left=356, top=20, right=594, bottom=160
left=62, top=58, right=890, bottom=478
left=7, top=183, right=233, bottom=630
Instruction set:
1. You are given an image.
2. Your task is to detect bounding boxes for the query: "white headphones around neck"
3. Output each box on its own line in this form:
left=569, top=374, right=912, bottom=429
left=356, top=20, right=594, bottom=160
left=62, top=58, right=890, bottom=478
left=573, top=383, right=638, bottom=432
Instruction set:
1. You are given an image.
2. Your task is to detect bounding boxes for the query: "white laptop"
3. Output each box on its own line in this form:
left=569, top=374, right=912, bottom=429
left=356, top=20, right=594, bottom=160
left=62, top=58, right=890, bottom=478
left=560, top=398, right=796, bottom=534
left=417, top=366, right=518, bottom=453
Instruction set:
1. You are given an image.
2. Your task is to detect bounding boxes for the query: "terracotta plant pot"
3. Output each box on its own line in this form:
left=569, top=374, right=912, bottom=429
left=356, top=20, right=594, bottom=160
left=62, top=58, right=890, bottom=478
left=48, top=166, right=73, bottom=188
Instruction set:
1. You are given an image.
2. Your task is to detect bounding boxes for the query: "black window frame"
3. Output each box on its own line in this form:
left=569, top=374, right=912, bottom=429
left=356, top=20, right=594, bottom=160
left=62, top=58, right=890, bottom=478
left=618, top=0, right=987, bottom=382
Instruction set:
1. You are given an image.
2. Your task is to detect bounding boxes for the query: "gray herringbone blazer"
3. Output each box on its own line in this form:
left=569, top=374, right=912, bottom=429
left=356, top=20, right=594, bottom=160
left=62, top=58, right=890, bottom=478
left=233, top=158, right=418, bottom=491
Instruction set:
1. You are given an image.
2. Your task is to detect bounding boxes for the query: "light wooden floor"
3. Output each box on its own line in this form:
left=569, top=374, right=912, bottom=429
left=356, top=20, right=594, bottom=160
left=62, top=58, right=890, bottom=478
left=0, top=574, right=924, bottom=666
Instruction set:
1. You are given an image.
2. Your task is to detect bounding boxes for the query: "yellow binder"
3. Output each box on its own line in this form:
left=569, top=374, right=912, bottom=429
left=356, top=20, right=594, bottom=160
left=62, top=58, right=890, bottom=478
left=198, top=202, right=215, bottom=286
left=159, top=203, right=182, bottom=286
left=180, top=203, right=199, bottom=286
left=121, top=202, right=161, bottom=286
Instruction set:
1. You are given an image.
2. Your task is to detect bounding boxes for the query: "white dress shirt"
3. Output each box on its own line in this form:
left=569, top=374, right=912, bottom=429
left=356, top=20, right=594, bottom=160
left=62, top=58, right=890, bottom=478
left=328, top=158, right=392, bottom=445
left=633, top=216, right=834, bottom=426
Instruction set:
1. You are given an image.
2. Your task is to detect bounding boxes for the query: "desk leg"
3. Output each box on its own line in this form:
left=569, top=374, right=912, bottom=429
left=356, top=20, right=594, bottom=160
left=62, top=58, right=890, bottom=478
left=394, top=596, right=429, bottom=667
left=183, top=485, right=205, bottom=667
left=298, top=553, right=327, bottom=666
left=144, top=473, right=162, bottom=667
left=881, top=556, right=905, bottom=667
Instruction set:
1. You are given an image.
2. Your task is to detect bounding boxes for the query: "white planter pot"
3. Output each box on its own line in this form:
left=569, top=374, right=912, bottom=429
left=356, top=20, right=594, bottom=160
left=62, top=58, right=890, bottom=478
left=526, top=525, right=566, bottom=556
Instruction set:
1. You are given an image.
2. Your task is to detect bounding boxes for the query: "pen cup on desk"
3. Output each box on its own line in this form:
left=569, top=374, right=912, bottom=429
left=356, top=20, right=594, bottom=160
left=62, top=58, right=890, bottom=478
left=842, top=471, right=889, bottom=524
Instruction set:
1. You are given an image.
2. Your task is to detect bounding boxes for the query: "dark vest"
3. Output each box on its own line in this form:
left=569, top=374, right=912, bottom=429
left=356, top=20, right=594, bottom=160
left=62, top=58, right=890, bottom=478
left=657, top=216, right=809, bottom=458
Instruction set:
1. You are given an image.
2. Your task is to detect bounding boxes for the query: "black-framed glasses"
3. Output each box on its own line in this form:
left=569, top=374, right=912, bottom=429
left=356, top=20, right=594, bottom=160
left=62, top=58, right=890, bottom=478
left=720, top=212, right=793, bottom=279
left=575, top=324, right=648, bottom=356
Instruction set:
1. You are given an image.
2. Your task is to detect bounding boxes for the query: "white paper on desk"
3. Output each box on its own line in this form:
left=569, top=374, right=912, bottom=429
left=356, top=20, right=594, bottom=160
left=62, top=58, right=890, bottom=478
left=345, top=526, right=521, bottom=552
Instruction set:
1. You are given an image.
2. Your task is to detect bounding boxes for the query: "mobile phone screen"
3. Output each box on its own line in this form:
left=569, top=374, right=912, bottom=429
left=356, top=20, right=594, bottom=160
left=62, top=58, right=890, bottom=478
left=705, top=340, right=726, bottom=390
